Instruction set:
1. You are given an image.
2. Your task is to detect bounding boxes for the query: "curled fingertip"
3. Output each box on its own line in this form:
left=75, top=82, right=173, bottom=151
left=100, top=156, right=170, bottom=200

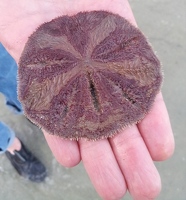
left=43, top=130, right=81, bottom=167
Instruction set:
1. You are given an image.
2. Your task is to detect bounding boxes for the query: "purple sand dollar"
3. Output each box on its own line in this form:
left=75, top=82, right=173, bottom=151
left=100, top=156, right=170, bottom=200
left=18, top=11, right=162, bottom=140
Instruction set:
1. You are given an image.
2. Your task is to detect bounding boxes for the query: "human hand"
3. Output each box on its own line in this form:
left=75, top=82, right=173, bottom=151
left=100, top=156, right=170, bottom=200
left=0, top=1, right=175, bottom=199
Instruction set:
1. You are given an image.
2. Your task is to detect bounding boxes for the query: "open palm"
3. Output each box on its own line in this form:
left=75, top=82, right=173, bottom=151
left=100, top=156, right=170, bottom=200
left=0, top=1, right=174, bottom=199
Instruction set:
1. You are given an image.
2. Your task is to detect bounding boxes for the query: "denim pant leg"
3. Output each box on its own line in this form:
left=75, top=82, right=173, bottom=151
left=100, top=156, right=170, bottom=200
left=0, top=43, right=22, bottom=153
left=0, top=43, right=22, bottom=113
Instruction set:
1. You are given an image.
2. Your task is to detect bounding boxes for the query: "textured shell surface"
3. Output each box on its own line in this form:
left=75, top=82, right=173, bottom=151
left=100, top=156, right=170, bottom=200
left=18, top=11, right=162, bottom=140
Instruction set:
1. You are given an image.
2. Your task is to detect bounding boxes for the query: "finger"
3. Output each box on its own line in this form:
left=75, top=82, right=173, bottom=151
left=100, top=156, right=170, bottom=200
left=110, top=125, right=161, bottom=200
left=43, top=130, right=81, bottom=167
left=79, top=139, right=126, bottom=200
left=138, top=92, right=175, bottom=161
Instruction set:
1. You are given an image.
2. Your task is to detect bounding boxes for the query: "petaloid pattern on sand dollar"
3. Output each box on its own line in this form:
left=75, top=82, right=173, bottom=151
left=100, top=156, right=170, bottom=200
left=18, top=11, right=162, bottom=140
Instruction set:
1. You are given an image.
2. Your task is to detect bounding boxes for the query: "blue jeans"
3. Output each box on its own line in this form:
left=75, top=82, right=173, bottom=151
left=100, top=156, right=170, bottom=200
left=0, top=43, right=22, bottom=154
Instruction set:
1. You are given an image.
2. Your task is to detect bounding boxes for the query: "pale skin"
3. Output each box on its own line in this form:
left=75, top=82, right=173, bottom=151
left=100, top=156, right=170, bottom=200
left=7, top=137, right=21, bottom=154
left=0, top=0, right=175, bottom=199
